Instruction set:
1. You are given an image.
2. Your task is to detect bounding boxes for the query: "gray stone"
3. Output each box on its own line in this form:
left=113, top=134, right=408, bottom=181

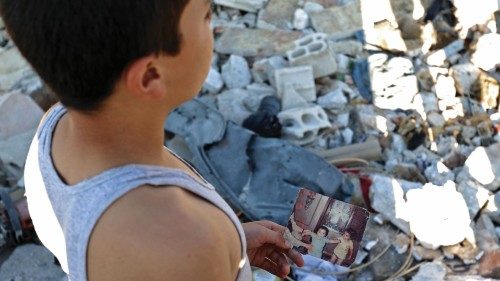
left=251, top=56, right=288, bottom=86
left=410, top=262, right=447, bottom=281
left=451, top=63, right=480, bottom=95
left=412, top=245, right=443, bottom=261
left=257, top=0, right=298, bottom=30
left=0, top=244, right=67, bottom=280
left=0, top=93, right=44, bottom=141
left=328, top=40, right=363, bottom=57
left=485, top=193, right=500, bottom=225
left=0, top=128, right=36, bottom=177
left=221, top=55, right=252, bottom=89
left=427, top=112, right=446, bottom=128
left=216, top=88, right=268, bottom=125
left=457, top=181, right=491, bottom=220
left=317, top=87, right=347, bottom=109
left=424, top=161, right=455, bottom=186
left=203, top=67, right=224, bottom=93
left=303, top=2, right=324, bottom=13
left=472, top=33, right=500, bottom=71
left=405, top=182, right=472, bottom=249
left=463, top=142, right=500, bottom=191
left=426, top=40, right=464, bottom=66
left=0, top=48, right=31, bottom=93
left=214, top=27, right=301, bottom=57
left=309, top=0, right=362, bottom=39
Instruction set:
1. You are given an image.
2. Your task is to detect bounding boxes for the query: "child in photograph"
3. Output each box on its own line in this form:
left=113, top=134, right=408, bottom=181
left=329, top=229, right=355, bottom=265
left=302, top=226, right=339, bottom=259
left=0, top=0, right=304, bottom=280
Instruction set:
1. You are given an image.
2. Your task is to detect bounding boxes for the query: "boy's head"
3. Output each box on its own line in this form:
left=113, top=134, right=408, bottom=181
left=316, top=226, right=329, bottom=237
left=343, top=228, right=355, bottom=240
left=0, top=0, right=213, bottom=112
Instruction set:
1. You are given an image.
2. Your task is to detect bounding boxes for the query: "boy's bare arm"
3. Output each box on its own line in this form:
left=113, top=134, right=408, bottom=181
left=87, top=186, right=241, bottom=281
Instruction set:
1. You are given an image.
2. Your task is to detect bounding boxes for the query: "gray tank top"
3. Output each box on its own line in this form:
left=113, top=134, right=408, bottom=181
left=24, top=104, right=252, bottom=281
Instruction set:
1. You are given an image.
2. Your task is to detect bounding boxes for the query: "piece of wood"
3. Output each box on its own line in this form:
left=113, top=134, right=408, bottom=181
left=311, top=138, right=382, bottom=162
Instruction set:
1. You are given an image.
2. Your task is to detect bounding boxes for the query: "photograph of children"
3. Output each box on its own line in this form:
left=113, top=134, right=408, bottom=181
left=284, top=188, right=370, bottom=267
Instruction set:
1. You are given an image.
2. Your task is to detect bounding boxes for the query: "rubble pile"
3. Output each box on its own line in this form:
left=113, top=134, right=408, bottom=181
left=1, top=0, right=500, bottom=280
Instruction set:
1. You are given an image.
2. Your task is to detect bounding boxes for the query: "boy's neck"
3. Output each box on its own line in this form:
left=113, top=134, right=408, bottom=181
left=63, top=98, right=172, bottom=166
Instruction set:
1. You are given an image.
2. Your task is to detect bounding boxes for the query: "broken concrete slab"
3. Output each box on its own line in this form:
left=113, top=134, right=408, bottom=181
left=405, top=182, right=472, bottom=249
left=0, top=93, right=44, bottom=141
left=214, top=27, right=301, bottom=57
left=317, top=87, right=348, bottom=109
left=221, top=55, right=252, bottom=89
left=309, top=0, right=363, bottom=39
left=328, top=40, right=363, bottom=57
left=280, top=83, right=309, bottom=110
left=257, top=0, right=298, bottom=30
left=214, top=0, right=268, bottom=12
left=0, top=129, right=36, bottom=172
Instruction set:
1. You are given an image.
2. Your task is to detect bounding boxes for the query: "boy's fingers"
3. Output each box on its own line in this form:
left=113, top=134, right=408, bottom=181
left=285, top=248, right=305, bottom=267
left=256, top=220, right=286, bottom=234
left=258, top=226, right=291, bottom=250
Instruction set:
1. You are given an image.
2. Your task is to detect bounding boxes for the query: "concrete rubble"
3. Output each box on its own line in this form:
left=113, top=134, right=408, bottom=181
left=2, top=0, right=500, bottom=280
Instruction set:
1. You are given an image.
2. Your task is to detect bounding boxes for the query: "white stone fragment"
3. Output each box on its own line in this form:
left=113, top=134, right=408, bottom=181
left=405, top=182, right=472, bottom=249
left=463, top=142, right=500, bottom=191
left=471, top=33, right=500, bottom=71
left=0, top=93, right=44, bottom=141
left=274, top=66, right=316, bottom=101
left=317, top=88, right=347, bottom=109
left=203, top=68, right=224, bottom=93
left=221, top=55, right=252, bottom=89
left=342, top=128, right=354, bottom=145
left=451, top=63, right=480, bottom=95
left=435, top=75, right=456, bottom=102
left=214, top=0, right=268, bottom=13
left=293, top=8, right=309, bottom=30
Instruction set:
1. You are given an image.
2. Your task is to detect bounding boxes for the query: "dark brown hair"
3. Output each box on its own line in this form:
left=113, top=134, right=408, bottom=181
left=0, top=0, right=189, bottom=111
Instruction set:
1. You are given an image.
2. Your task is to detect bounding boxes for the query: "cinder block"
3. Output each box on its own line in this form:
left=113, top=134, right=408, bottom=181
left=287, top=33, right=338, bottom=78
left=281, top=83, right=309, bottom=110
left=278, top=105, right=331, bottom=144
left=274, top=66, right=316, bottom=102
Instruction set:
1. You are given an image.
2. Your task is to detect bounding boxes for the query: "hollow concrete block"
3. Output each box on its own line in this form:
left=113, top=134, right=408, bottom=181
left=274, top=66, right=316, bottom=102
left=278, top=105, right=331, bottom=144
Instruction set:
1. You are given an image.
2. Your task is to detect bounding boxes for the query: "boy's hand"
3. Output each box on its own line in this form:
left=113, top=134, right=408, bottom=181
left=243, top=221, right=304, bottom=278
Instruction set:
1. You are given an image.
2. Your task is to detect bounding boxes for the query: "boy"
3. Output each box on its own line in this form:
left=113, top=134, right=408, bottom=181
left=0, top=0, right=303, bottom=280
left=329, top=229, right=355, bottom=265
left=302, top=226, right=337, bottom=259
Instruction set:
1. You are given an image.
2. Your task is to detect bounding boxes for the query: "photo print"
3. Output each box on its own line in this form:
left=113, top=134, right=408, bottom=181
left=284, top=188, right=370, bottom=267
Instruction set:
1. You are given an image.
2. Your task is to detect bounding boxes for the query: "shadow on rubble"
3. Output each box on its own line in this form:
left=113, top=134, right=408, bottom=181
left=164, top=98, right=352, bottom=224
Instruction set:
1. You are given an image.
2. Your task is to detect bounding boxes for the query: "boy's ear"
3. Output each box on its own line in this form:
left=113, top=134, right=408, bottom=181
left=124, top=56, right=166, bottom=99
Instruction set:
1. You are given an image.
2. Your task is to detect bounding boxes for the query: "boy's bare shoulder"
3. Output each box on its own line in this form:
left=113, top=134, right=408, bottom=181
left=87, top=185, right=241, bottom=281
